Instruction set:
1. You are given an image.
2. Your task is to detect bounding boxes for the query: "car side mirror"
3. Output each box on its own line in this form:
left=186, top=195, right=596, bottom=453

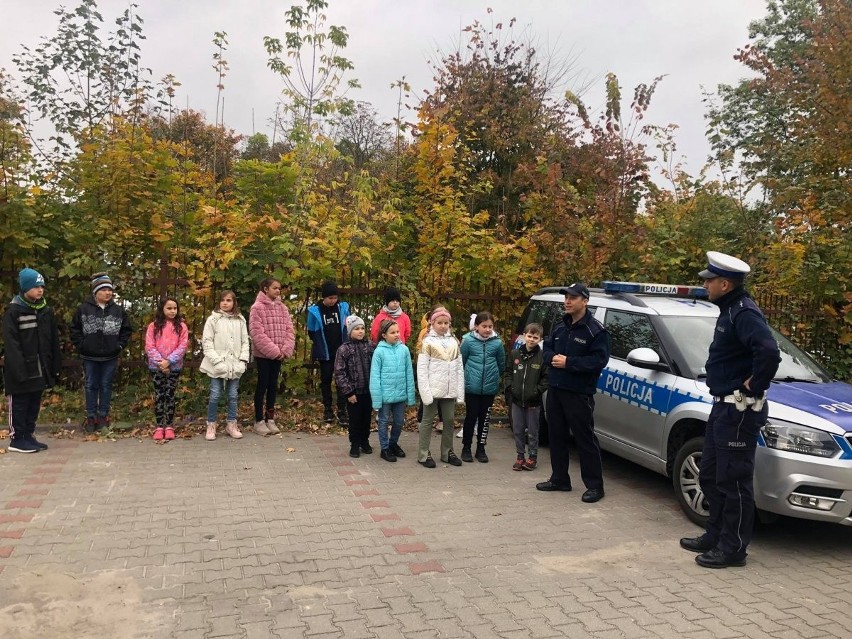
left=626, top=347, right=670, bottom=372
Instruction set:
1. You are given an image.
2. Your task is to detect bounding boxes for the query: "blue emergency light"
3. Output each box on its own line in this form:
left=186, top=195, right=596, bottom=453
left=602, top=281, right=708, bottom=299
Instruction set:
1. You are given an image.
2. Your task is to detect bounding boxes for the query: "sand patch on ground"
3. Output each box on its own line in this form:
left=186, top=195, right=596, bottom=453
left=0, top=570, right=170, bottom=639
left=534, top=539, right=681, bottom=574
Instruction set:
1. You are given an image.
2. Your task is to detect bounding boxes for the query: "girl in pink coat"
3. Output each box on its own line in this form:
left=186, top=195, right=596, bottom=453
left=145, top=297, right=189, bottom=441
left=249, top=277, right=295, bottom=435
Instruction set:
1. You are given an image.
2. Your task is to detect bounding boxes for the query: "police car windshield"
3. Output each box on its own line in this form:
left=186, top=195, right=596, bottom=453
left=658, top=317, right=831, bottom=383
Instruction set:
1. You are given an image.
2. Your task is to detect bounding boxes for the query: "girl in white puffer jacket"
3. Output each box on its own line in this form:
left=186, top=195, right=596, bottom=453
left=416, top=308, right=465, bottom=468
left=200, top=291, right=250, bottom=440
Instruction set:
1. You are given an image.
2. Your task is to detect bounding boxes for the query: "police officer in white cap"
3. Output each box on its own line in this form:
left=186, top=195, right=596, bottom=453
left=679, top=251, right=781, bottom=568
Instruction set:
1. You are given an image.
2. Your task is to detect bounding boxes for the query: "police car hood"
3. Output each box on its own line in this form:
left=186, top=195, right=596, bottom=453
left=768, top=381, right=852, bottom=433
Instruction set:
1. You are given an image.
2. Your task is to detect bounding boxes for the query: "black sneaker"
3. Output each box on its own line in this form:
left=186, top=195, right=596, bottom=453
left=349, top=444, right=360, bottom=458
left=83, top=416, right=96, bottom=433
left=323, top=407, right=334, bottom=424
left=419, top=454, right=436, bottom=469
left=445, top=450, right=462, bottom=467
left=8, top=439, right=39, bottom=453
left=360, top=441, right=373, bottom=454
left=28, top=435, right=49, bottom=451
left=475, top=447, right=489, bottom=463
left=460, top=447, right=473, bottom=463
left=380, top=449, right=397, bottom=462
left=337, top=411, right=349, bottom=426
left=389, top=443, right=406, bottom=458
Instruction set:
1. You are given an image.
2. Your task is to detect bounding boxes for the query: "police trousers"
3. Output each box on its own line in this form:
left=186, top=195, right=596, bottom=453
left=699, top=401, right=768, bottom=557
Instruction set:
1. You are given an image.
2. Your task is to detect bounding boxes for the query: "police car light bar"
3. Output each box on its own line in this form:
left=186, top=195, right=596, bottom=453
left=603, top=281, right=708, bottom=299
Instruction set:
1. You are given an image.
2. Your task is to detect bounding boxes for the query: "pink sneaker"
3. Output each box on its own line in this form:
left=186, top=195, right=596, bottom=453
left=225, top=421, right=243, bottom=439
left=153, top=427, right=165, bottom=441
left=164, top=427, right=175, bottom=440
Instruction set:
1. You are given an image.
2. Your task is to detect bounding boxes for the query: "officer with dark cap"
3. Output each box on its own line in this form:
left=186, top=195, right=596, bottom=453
left=537, top=283, right=610, bottom=503
left=680, top=251, right=781, bottom=568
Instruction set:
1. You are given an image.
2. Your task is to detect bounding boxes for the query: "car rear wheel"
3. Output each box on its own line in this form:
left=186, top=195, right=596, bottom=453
left=673, top=436, right=709, bottom=526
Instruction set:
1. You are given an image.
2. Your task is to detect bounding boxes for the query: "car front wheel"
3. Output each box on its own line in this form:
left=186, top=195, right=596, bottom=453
left=673, top=436, right=710, bottom=526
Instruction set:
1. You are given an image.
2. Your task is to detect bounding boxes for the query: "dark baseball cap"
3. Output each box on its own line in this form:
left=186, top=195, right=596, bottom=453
left=559, top=283, right=590, bottom=299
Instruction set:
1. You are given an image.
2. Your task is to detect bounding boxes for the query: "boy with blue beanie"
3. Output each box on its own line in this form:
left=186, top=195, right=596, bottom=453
left=2, top=268, right=62, bottom=453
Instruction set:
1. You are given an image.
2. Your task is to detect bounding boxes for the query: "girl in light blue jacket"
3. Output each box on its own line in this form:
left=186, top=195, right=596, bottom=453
left=370, top=319, right=416, bottom=462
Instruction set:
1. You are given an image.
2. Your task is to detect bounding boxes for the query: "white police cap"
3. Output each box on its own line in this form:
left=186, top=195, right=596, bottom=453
left=699, top=251, right=751, bottom=280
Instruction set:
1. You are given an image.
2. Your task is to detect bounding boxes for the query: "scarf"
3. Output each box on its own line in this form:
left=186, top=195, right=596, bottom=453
left=382, top=304, right=403, bottom=318
left=14, top=294, right=47, bottom=310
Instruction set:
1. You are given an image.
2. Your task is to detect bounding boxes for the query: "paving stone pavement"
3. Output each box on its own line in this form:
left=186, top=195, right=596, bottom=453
left=1, top=425, right=851, bottom=638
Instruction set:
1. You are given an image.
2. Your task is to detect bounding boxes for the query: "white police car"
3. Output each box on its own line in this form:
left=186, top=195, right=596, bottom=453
left=514, top=282, right=852, bottom=526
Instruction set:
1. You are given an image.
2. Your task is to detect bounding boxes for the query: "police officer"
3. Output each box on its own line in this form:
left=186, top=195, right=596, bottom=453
left=680, top=252, right=781, bottom=568
left=537, top=283, right=610, bottom=503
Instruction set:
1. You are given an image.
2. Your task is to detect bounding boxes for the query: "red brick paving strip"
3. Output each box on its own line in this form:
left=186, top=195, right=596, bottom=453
left=408, top=560, right=445, bottom=575
left=0, top=514, right=34, bottom=524
left=344, top=479, right=370, bottom=486
left=371, top=513, right=400, bottom=522
left=0, top=547, right=15, bottom=558
left=0, top=530, right=25, bottom=539
left=17, top=488, right=50, bottom=496
left=394, top=542, right=428, bottom=554
left=5, top=500, right=43, bottom=509
left=360, top=501, right=390, bottom=509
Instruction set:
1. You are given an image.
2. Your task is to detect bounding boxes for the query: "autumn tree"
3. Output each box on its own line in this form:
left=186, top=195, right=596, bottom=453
left=263, top=0, right=359, bottom=131
left=705, top=0, right=850, bottom=375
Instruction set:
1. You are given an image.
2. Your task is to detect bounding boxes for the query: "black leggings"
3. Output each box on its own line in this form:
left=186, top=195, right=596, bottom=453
left=462, top=393, right=494, bottom=448
left=152, top=370, right=181, bottom=426
left=254, top=357, right=282, bottom=422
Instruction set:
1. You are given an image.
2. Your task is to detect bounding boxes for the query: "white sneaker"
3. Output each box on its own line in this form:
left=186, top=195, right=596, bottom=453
left=205, top=422, right=217, bottom=441
left=435, top=423, right=443, bottom=432
left=455, top=429, right=463, bottom=438
left=226, top=421, right=243, bottom=439
left=266, top=419, right=280, bottom=434
left=254, top=420, right=271, bottom=436
left=456, top=428, right=478, bottom=439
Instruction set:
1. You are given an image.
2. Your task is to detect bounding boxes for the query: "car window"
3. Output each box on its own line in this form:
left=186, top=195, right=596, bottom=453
left=518, top=300, right=564, bottom=337
left=604, top=310, right=663, bottom=360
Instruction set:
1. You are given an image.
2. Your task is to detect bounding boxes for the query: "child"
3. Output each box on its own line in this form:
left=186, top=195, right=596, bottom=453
left=334, top=315, right=375, bottom=458
left=249, top=276, right=295, bottom=436
left=69, top=272, right=132, bottom=431
left=415, top=304, right=446, bottom=428
left=460, top=311, right=506, bottom=463
left=144, top=297, right=189, bottom=441
left=416, top=308, right=465, bottom=468
left=199, top=290, right=250, bottom=440
left=369, top=319, right=416, bottom=462
left=2, top=268, right=61, bottom=453
left=370, top=286, right=412, bottom=346
left=307, top=281, right=350, bottom=424
left=505, top=323, right=548, bottom=470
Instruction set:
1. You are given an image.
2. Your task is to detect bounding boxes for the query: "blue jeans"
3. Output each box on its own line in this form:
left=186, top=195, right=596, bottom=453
left=83, top=359, right=119, bottom=419
left=208, top=378, right=239, bottom=422
left=377, top=401, right=405, bottom=451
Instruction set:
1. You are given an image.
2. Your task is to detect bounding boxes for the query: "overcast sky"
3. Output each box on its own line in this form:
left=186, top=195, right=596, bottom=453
left=2, top=0, right=767, bottom=177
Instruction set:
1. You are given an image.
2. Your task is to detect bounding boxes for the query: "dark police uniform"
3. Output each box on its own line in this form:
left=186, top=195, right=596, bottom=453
left=542, top=309, right=610, bottom=492
left=700, top=286, right=780, bottom=561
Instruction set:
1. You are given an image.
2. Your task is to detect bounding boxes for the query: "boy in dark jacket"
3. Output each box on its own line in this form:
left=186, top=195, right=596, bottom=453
left=2, top=268, right=62, bottom=453
left=306, top=281, right=350, bottom=424
left=333, top=315, right=375, bottom=458
left=69, top=273, right=132, bottom=431
left=505, top=323, right=548, bottom=470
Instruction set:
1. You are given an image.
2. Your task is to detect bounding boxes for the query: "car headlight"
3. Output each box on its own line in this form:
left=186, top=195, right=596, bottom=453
left=761, top=422, right=840, bottom=458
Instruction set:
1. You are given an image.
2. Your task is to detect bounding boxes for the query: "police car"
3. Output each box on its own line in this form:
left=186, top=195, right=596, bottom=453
left=514, top=281, right=852, bottom=526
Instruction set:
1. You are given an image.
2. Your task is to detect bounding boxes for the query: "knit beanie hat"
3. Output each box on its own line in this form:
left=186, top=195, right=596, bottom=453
left=431, top=308, right=451, bottom=324
left=19, top=268, right=45, bottom=293
left=91, top=272, right=114, bottom=294
left=345, top=315, right=365, bottom=333
left=321, top=281, right=339, bottom=298
left=383, top=286, right=402, bottom=305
